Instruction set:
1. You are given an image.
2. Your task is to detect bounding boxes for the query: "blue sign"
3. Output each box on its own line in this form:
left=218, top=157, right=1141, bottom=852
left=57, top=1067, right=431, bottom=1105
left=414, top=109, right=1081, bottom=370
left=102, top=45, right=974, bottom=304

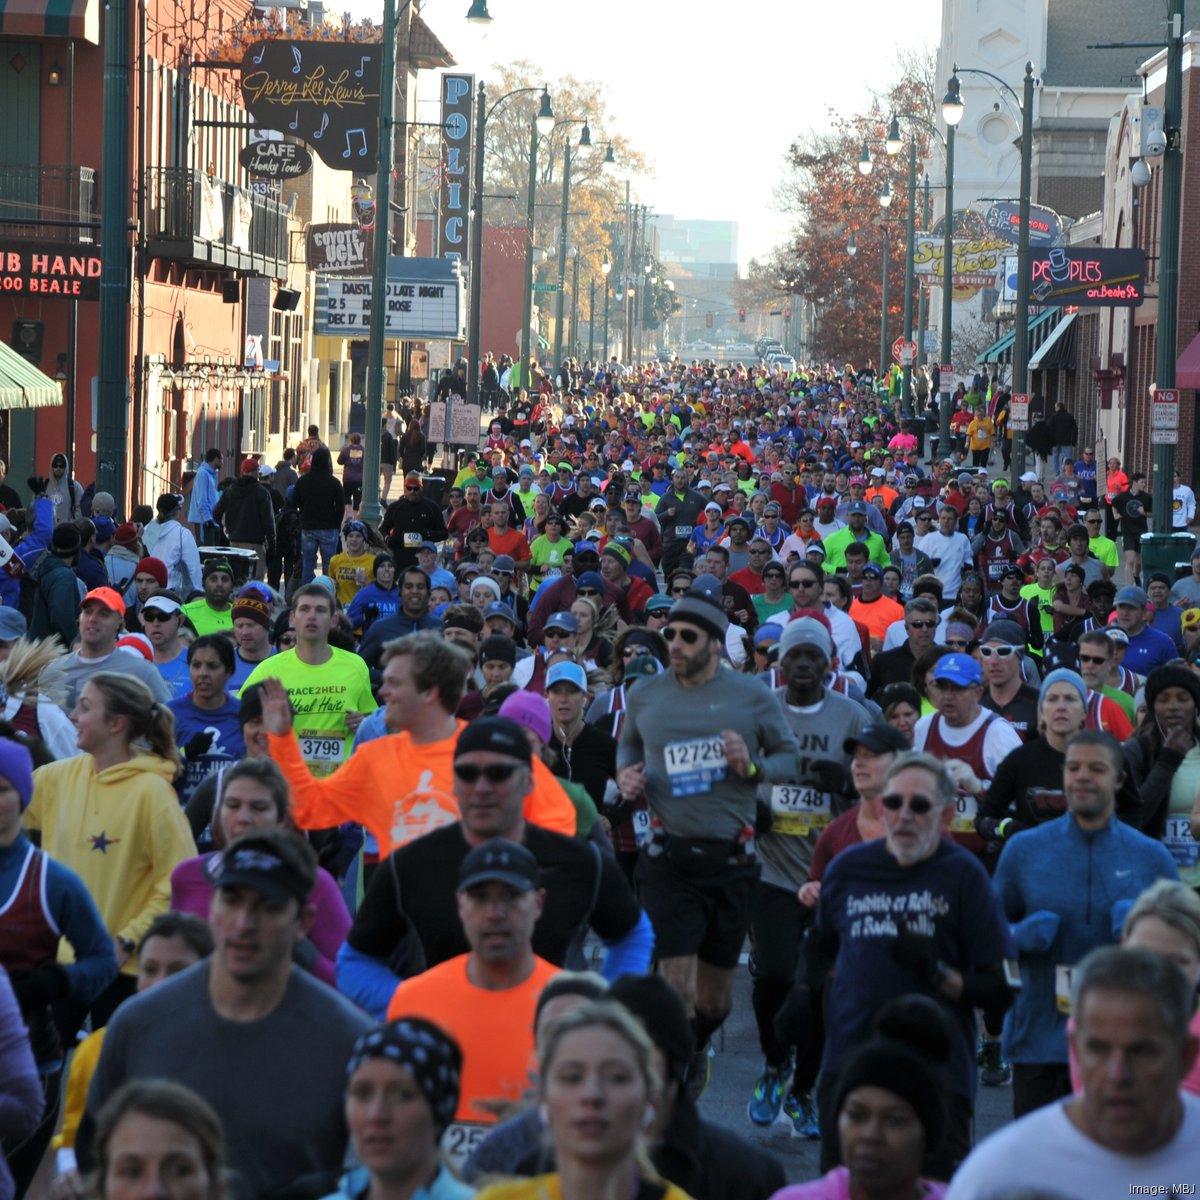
left=984, top=201, right=1064, bottom=249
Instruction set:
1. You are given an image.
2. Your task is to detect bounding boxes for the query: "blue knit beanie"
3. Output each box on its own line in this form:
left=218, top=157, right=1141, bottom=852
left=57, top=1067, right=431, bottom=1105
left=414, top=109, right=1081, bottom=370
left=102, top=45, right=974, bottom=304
left=0, top=738, right=35, bottom=811
left=1039, top=668, right=1087, bottom=707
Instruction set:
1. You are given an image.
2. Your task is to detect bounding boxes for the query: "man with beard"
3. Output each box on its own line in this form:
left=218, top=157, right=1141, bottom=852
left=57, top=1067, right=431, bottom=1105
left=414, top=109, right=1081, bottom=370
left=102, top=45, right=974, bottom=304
left=617, top=591, right=799, bottom=1090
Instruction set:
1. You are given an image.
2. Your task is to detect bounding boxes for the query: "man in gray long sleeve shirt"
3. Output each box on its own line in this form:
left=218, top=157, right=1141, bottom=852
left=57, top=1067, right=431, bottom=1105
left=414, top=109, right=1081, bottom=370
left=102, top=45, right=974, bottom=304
left=78, top=831, right=370, bottom=1200
left=617, top=590, right=799, bottom=1079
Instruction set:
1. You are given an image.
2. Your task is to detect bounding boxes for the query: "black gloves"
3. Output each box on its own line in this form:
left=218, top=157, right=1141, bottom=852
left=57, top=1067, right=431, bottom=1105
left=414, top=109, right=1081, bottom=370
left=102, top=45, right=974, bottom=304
left=8, top=963, right=71, bottom=1008
left=890, top=917, right=940, bottom=982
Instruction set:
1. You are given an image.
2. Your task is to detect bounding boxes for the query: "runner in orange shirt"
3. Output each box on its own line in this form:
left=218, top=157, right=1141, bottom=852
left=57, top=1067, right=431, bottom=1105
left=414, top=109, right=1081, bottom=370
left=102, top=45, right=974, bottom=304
left=260, top=634, right=575, bottom=856
left=849, top=564, right=905, bottom=653
left=387, top=838, right=558, bottom=1168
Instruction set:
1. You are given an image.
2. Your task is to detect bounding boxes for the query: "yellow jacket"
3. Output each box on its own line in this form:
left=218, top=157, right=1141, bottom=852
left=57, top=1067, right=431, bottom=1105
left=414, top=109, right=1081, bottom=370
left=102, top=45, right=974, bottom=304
left=53, top=1027, right=105, bottom=1154
left=25, top=753, right=196, bottom=974
left=477, top=1176, right=693, bottom=1200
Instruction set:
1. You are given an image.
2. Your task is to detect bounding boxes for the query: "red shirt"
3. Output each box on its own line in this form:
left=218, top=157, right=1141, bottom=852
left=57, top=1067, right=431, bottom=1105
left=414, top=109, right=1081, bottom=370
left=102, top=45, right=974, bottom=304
left=489, top=526, right=532, bottom=563
left=809, top=807, right=867, bottom=883
left=729, top=566, right=767, bottom=596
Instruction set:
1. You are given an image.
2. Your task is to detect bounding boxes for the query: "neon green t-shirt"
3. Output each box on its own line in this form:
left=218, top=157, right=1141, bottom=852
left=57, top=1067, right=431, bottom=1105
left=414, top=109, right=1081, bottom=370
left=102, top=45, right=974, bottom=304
left=1088, top=535, right=1119, bottom=570
left=529, top=534, right=569, bottom=581
left=241, top=647, right=377, bottom=777
left=181, top=599, right=233, bottom=637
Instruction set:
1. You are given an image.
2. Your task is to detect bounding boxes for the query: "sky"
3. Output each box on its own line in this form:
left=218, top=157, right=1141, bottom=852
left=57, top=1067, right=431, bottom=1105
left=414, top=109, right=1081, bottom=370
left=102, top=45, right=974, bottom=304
left=341, top=0, right=944, bottom=271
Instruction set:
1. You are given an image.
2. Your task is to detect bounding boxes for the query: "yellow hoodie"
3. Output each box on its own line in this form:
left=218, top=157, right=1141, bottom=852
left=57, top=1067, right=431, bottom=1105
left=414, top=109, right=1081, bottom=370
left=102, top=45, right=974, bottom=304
left=25, top=753, right=196, bottom=974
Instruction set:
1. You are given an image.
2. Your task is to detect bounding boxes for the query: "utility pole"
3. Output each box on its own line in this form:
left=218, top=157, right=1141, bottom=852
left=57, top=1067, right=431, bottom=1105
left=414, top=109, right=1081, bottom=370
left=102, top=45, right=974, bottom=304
left=938, top=120, right=956, bottom=457
left=1151, top=0, right=1184, bottom=536
left=518, top=114, right=540, bottom=389
left=1010, top=62, right=1036, bottom=479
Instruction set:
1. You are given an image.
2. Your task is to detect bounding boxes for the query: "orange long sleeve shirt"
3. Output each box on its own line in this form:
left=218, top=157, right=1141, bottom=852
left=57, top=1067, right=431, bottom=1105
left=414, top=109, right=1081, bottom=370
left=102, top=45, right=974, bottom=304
left=268, top=722, right=576, bottom=855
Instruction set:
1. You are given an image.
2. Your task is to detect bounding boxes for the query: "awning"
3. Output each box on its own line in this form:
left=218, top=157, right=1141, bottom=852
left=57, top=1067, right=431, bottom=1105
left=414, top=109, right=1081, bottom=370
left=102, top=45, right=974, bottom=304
left=1029, top=312, right=1077, bottom=371
left=0, top=0, right=99, bottom=42
left=1178, top=331, right=1200, bottom=389
left=0, top=342, right=64, bottom=410
left=408, top=13, right=455, bottom=69
left=975, top=309, right=1058, bottom=365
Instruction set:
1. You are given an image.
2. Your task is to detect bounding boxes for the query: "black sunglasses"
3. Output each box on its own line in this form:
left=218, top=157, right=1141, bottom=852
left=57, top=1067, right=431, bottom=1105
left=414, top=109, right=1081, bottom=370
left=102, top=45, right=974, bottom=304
left=663, top=626, right=702, bottom=644
left=790, top=577, right=819, bottom=588
left=881, top=793, right=936, bottom=815
left=141, top=610, right=177, bottom=623
left=576, top=587, right=600, bottom=597
left=453, top=762, right=523, bottom=784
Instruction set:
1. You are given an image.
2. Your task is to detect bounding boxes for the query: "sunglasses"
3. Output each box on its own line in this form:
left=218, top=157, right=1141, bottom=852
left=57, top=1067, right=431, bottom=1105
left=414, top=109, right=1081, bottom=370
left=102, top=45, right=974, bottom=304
left=790, top=578, right=819, bottom=589
left=1078, top=651, right=1110, bottom=664
left=669, top=586, right=690, bottom=596
left=576, top=587, right=600, bottom=597
left=907, top=619, right=937, bottom=630
left=544, top=628, right=571, bottom=639
left=881, top=793, right=936, bottom=815
left=141, top=610, right=177, bottom=623
left=278, top=634, right=297, bottom=647
left=1085, top=519, right=1101, bottom=525
left=405, top=485, right=422, bottom=493
left=453, top=762, right=523, bottom=784
left=978, top=645, right=1018, bottom=658
left=663, top=626, right=702, bottom=645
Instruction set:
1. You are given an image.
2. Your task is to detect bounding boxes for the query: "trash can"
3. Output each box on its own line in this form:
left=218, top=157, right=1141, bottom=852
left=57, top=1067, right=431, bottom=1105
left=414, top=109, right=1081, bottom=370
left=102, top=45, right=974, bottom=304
left=1140, top=531, right=1198, bottom=583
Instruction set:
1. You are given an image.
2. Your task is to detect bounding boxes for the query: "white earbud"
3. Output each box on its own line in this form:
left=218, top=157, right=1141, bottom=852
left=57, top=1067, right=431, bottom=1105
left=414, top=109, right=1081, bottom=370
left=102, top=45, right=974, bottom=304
left=642, top=1104, right=655, bottom=1129
left=538, top=1104, right=550, bottom=1125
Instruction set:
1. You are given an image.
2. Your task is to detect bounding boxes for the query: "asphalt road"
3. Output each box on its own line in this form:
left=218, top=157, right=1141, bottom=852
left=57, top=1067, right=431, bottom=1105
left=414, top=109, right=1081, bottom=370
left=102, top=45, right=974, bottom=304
left=695, top=962, right=1014, bottom=1185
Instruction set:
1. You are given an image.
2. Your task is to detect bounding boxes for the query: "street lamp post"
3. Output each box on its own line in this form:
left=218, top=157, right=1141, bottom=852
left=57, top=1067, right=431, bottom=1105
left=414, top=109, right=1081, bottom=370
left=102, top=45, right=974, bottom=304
left=467, top=82, right=551, bottom=408
left=1152, top=0, right=1184, bottom=534
left=518, top=88, right=556, bottom=391
left=878, top=180, right=893, bottom=376
left=939, top=76, right=963, bottom=459
left=953, top=62, right=1037, bottom=475
left=588, top=277, right=596, bottom=360
left=570, top=247, right=580, bottom=358
left=601, top=250, right=611, bottom=361
left=917, top=175, right=931, bottom=366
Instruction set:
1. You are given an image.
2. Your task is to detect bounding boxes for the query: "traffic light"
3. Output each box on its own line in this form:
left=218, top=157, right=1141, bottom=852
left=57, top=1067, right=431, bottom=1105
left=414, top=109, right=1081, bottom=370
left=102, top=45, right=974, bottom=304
left=739, top=308, right=746, bottom=323
left=705, top=312, right=714, bottom=328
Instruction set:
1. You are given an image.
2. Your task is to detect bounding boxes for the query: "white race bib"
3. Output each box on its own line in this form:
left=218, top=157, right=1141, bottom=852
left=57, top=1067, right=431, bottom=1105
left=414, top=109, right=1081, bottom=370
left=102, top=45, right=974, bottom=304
left=1055, top=963, right=1073, bottom=1014
left=632, top=809, right=652, bottom=847
left=950, top=792, right=978, bottom=834
left=298, top=735, right=345, bottom=763
left=674, top=525, right=692, bottom=539
left=403, top=532, right=422, bottom=547
left=769, top=785, right=831, bottom=835
left=663, top=736, right=727, bottom=797
left=440, top=1121, right=489, bottom=1170
left=1163, top=816, right=1199, bottom=868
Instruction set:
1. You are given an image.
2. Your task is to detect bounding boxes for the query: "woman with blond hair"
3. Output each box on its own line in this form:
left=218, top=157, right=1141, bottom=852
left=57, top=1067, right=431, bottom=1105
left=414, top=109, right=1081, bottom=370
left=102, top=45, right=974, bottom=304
left=475, top=1001, right=693, bottom=1200
left=24, top=672, right=195, bottom=1031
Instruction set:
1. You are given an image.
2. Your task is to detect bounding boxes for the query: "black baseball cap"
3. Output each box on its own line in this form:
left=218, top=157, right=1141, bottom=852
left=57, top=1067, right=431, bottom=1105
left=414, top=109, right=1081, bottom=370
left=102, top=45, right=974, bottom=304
left=457, top=839, right=540, bottom=893
left=212, top=834, right=313, bottom=906
left=843, top=725, right=910, bottom=756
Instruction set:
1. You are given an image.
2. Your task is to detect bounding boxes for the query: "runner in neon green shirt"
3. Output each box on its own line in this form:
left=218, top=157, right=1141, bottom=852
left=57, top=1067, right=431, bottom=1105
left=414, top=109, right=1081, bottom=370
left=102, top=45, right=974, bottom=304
left=241, top=583, right=376, bottom=777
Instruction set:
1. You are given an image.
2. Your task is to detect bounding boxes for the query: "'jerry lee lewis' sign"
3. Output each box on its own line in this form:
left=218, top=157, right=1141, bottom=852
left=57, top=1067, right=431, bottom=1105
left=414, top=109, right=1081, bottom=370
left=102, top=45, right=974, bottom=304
left=0, top=241, right=102, bottom=300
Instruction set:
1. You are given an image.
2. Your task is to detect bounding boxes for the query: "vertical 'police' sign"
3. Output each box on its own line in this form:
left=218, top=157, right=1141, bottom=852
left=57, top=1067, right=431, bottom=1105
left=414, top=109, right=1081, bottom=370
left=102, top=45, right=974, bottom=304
left=438, top=74, right=474, bottom=261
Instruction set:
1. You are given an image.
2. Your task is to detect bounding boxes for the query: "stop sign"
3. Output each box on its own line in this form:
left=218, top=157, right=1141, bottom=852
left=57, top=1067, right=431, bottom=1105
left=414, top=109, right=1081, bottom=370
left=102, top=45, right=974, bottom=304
left=892, top=337, right=917, bottom=365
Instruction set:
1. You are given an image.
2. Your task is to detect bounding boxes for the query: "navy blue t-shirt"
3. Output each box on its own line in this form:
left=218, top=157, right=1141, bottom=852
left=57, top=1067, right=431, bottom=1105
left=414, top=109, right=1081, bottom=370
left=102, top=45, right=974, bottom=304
left=168, top=695, right=246, bottom=805
left=816, top=837, right=1015, bottom=1099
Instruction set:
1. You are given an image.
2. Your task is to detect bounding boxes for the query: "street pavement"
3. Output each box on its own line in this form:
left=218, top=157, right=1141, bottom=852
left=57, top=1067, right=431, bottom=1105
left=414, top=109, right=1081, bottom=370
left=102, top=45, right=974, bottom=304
left=694, top=962, right=1013, bottom=1184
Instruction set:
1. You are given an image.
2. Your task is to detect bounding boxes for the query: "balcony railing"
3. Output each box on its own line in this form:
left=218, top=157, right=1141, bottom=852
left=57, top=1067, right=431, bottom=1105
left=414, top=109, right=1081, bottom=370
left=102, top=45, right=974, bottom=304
left=0, top=165, right=98, bottom=242
left=145, top=167, right=289, bottom=279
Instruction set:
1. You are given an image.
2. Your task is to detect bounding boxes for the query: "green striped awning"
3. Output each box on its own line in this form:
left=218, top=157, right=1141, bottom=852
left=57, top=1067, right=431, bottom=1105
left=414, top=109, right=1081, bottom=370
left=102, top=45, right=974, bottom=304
left=0, top=0, right=98, bottom=42
left=0, top=340, right=63, bottom=410
left=975, top=309, right=1058, bottom=365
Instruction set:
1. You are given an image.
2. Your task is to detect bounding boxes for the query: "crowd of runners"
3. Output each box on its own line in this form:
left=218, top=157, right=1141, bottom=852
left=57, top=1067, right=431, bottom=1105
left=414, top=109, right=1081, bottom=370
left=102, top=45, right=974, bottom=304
left=0, top=356, right=1198, bottom=1200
